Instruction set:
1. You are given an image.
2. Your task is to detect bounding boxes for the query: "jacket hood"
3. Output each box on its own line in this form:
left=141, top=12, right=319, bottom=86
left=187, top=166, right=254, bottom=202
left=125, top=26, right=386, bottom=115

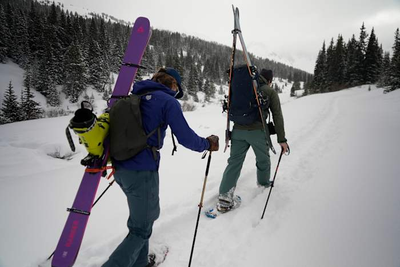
left=132, top=79, right=177, bottom=97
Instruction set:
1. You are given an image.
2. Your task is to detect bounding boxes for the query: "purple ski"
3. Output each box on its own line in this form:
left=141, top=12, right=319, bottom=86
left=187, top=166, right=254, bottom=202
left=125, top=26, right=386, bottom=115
left=51, top=17, right=151, bottom=267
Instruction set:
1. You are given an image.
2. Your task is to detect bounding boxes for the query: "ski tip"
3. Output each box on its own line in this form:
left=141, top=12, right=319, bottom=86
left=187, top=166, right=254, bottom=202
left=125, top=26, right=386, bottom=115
left=136, top=16, right=150, bottom=22
left=133, top=17, right=151, bottom=29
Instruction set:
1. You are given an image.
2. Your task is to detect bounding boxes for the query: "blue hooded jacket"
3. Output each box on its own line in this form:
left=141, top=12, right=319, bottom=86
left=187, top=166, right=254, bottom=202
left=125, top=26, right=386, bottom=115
left=113, top=79, right=210, bottom=171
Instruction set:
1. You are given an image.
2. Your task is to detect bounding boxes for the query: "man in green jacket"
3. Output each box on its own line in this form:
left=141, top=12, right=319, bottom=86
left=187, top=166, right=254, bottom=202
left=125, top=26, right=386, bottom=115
left=217, top=68, right=288, bottom=212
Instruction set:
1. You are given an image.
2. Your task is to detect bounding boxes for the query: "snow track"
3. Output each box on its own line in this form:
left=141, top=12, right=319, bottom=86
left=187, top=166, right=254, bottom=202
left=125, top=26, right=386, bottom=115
left=1, top=86, right=400, bottom=267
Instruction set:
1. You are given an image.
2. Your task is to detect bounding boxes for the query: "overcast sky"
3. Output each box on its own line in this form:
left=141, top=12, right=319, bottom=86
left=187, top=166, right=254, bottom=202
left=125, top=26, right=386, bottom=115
left=57, top=0, right=400, bottom=73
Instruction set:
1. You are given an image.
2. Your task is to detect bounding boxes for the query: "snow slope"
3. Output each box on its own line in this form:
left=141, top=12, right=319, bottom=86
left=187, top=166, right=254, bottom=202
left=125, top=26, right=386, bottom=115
left=0, top=85, right=400, bottom=267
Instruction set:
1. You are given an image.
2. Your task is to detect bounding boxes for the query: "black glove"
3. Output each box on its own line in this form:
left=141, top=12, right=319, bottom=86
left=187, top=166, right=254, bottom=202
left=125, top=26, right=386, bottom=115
left=206, top=135, right=219, bottom=151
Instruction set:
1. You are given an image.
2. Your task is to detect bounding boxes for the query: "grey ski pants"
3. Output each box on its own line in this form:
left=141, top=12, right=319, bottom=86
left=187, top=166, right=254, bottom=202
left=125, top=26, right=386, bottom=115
left=219, top=129, right=271, bottom=195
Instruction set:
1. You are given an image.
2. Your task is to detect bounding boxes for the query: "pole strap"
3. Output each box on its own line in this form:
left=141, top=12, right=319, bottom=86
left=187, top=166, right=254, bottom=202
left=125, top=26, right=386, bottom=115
left=171, top=129, right=178, bottom=155
left=65, top=127, right=76, bottom=152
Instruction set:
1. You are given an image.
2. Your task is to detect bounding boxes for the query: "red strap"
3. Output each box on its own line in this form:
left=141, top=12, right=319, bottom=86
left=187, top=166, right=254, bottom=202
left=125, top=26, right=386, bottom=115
left=85, top=166, right=115, bottom=180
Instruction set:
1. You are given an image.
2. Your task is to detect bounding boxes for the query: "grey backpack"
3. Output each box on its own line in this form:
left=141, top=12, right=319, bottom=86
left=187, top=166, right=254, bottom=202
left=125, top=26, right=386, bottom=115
left=109, top=93, right=160, bottom=161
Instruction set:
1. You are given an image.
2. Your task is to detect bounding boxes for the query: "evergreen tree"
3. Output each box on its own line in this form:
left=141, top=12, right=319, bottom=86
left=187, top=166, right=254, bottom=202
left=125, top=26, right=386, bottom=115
left=187, top=64, right=200, bottom=102
left=71, top=13, right=85, bottom=46
left=303, top=74, right=313, bottom=95
left=203, top=79, right=215, bottom=102
left=48, top=1, right=58, bottom=26
left=165, top=49, right=175, bottom=68
left=172, top=53, right=184, bottom=80
left=143, top=46, right=156, bottom=74
left=58, top=9, right=71, bottom=49
left=63, top=42, right=87, bottom=103
left=326, top=35, right=346, bottom=90
left=28, top=1, right=45, bottom=60
left=109, top=31, right=124, bottom=72
left=20, top=84, right=43, bottom=120
left=36, top=36, right=60, bottom=106
left=98, top=19, right=111, bottom=80
left=203, top=58, right=213, bottom=81
left=156, top=53, right=164, bottom=70
left=5, top=3, right=16, bottom=59
left=87, top=39, right=108, bottom=91
left=334, top=35, right=346, bottom=86
left=13, top=9, right=31, bottom=67
left=1, top=81, right=21, bottom=123
left=24, top=59, right=38, bottom=98
left=356, top=23, right=368, bottom=84
left=364, top=28, right=382, bottom=84
left=0, top=5, right=9, bottom=62
left=344, top=35, right=361, bottom=86
left=359, top=23, right=369, bottom=55
left=377, top=52, right=391, bottom=87
left=312, top=41, right=327, bottom=93
left=212, top=57, right=222, bottom=82
left=98, top=19, right=110, bottom=52
left=197, top=73, right=204, bottom=93
left=390, top=28, right=400, bottom=91
left=290, top=80, right=301, bottom=96
left=325, top=38, right=335, bottom=91
left=46, top=12, right=64, bottom=84
left=184, top=50, right=194, bottom=70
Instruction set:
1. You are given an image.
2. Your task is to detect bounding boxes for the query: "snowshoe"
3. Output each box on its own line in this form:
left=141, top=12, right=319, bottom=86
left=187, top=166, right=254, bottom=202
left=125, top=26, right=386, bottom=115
left=205, top=195, right=242, bottom=219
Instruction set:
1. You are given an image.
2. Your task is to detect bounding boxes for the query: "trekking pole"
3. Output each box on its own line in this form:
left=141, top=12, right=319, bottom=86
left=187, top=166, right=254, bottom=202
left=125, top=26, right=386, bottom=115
left=261, top=146, right=289, bottom=220
left=92, top=179, right=115, bottom=206
left=188, top=151, right=212, bottom=267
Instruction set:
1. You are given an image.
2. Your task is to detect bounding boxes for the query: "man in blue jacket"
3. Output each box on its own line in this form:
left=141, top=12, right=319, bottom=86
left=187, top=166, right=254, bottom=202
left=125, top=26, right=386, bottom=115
left=102, top=68, right=219, bottom=267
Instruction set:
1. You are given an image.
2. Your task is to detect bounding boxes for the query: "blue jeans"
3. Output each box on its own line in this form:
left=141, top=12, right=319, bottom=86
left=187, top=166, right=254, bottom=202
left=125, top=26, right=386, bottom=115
left=102, top=169, right=160, bottom=267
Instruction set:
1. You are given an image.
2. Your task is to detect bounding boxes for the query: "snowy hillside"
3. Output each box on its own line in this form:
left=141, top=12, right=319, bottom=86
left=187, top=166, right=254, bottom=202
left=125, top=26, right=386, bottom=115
left=39, top=0, right=132, bottom=25
left=0, top=61, right=111, bottom=116
left=0, top=61, right=295, bottom=116
left=1, top=81, right=400, bottom=267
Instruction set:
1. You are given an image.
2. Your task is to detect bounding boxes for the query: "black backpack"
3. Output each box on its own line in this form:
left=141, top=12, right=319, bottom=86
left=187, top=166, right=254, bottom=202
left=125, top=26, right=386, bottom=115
left=229, top=65, right=268, bottom=125
left=109, top=93, right=161, bottom=161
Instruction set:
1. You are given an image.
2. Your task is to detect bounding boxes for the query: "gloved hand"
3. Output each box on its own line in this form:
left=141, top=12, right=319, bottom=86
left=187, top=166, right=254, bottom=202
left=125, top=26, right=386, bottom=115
left=206, top=135, right=219, bottom=151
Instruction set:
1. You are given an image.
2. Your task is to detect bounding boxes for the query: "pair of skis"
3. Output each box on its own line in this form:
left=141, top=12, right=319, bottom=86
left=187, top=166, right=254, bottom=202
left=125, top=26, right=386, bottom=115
left=224, top=5, right=274, bottom=154
left=48, top=17, right=151, bottom=267
left=209, top=5, right=278, bottom=220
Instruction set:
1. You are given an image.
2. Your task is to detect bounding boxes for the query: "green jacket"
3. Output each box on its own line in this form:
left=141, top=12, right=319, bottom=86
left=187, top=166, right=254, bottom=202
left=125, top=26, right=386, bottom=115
left=233, top=75, right=287, bottom=144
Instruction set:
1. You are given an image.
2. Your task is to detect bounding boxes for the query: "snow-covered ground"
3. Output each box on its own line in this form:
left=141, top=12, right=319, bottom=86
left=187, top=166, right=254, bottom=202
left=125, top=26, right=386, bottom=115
left=1, top=65, right=400, bottom=267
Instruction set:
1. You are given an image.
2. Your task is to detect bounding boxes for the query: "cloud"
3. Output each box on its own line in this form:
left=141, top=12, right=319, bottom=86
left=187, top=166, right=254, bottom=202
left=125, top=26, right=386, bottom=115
left=365, top=9, right=400, bottom=27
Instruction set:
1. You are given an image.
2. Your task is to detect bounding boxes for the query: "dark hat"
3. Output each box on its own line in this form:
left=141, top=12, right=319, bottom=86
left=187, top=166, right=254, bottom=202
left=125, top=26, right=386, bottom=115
left=165, top=67, right=184, bottom=99
left=260, top=69, right=273, bottom=83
